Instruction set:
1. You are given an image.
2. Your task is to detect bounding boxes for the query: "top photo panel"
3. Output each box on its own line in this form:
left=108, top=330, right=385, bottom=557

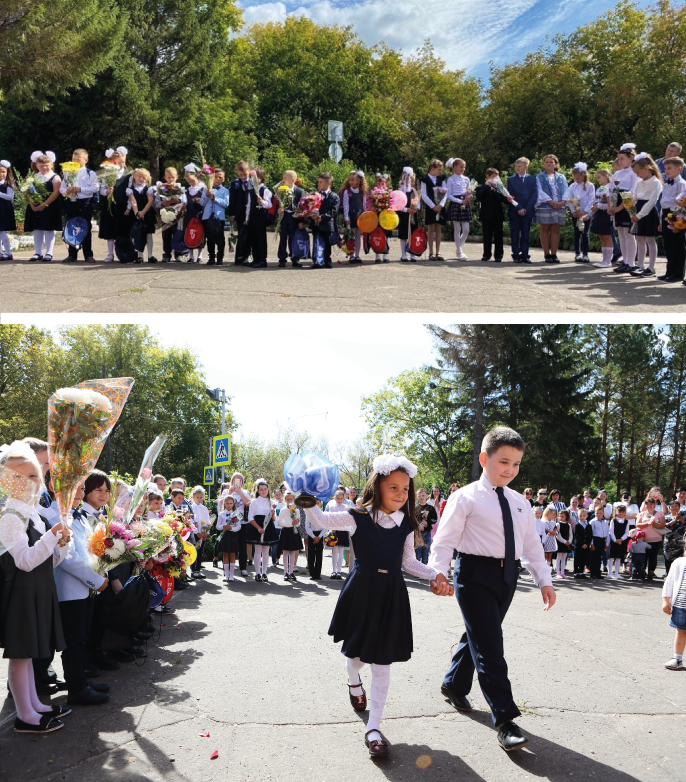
left=1, top=0, right=685, bottom=313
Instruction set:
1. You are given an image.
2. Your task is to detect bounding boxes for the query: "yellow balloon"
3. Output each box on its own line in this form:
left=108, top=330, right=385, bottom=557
left=379, top=209, right=399, bottom=230
left=183, top=539, right=197, bottom=565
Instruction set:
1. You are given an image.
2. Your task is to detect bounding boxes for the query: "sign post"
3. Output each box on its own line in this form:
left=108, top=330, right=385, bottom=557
left=327, top=121, right=343, bottom=164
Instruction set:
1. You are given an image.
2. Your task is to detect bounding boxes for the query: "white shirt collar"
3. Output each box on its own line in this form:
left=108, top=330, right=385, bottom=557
left=372, top=509, right=404, bottom=527
left=478, top=473, right=498, bottom=491
left=82, top=502, right=101, bottom=516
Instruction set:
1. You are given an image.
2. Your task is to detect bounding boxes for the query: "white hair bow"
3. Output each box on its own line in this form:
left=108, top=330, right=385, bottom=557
left=0, top=160, right=10, bottom=169
left=184, top=163, right=199, bottom=173
left=357, top=171, right=365, bottom=178
left=445, top=158, right=454, bottom=168
left=372, top=454, right=418, bottom=479
left=620, top=143, right=636, bottom=152
left=30, top=151, right=56, bottom=163
left=116, top=146, right=128, bottom=155
left=634, top=152, right=649, bottom=162
left=403, top=166, right=414, bottom=175
left=105, top=148, right=115, bottom=158
left=574, top=162, right=588, bottom=172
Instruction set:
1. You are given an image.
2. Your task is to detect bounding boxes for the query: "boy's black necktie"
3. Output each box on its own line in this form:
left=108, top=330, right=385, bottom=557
left=495, top=486, right=516, bottom=584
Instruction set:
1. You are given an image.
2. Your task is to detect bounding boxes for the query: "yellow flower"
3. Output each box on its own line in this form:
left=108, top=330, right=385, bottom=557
left=61, top=161, right=81, bottom=173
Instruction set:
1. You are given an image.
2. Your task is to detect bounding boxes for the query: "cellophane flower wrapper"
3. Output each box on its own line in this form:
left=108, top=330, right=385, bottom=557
left=283, top=451, right=340, bottom=504
left=15, top=171, right=49, bottom=207
left=48, top=377, right=134, bottom=531
left=294, top=192, right=322, bottom=219
left=96, top=162, right=129, bottom=213
left=0, top=465, right=42, bottom=557
left=125, top=435, right=167, bottom=525
left=367, top=187, right=390, bottom=213
left=60, top=161, right=81, bottom=201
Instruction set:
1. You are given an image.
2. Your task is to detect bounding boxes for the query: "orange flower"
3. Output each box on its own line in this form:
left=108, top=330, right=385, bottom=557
left=88, top=527, right=107, bottom=557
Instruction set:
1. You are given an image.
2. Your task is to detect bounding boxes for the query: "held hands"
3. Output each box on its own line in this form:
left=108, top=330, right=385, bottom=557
left=518, top=208, right=526, bottom=216
left=541, top=585, right=556, bottom=611
left=430, top=572, right=454, bottom=597
left=313, top=536, right=321, bottom=543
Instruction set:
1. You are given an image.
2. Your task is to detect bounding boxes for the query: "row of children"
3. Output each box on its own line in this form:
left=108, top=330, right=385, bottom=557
left=1, top=142, right=684, bottom=279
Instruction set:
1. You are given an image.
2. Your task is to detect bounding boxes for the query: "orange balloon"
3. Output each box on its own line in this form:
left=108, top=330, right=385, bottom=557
left=357, top=211, right=379, bottom=233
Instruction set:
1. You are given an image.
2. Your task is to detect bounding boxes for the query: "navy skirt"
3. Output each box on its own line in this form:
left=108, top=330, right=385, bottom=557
left=591, top=209, right=613, bottom=236
left=633, top=199, right=659, bottom=236
left=328, top=562, right=413, bottom=665
left=245, top=515, right=279, bottom=545
left=218, top=530, right=239, bottom=554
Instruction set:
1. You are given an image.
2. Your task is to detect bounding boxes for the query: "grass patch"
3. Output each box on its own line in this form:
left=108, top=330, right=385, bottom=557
left=171, top=656, right=184, bottom=664
left=516, top=700, right=542, bottom=717
left=128, top=286, right=146, bottom=293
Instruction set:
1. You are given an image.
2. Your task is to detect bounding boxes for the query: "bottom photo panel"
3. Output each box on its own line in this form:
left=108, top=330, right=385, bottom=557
left=0, top=315, right=683, bottom=782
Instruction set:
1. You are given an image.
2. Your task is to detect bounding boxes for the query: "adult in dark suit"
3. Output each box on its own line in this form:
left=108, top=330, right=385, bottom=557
left=506, top=158, right=538, bottom=264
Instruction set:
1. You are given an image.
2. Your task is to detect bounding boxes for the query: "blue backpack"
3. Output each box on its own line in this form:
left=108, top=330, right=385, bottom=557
left=292, top=228, right=310, bottom=260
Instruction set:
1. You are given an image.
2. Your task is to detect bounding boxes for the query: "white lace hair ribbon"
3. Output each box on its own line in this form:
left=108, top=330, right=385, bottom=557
left=372, top=454, right=418, bottom=479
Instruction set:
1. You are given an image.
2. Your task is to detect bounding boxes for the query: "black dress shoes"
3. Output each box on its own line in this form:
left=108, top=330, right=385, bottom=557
left=36, top=683, right=58, bottom=696
left=67, top=686, right=110, bottom=705
left=440, top=685, right=472, bottom=712
left=660, top=275, right=681, bottom=283
left=133, top=632, right=153, bottom=642
left=87, top=679, right=110, bottom=693
left=84, top=665, right=102, bottom=677
left=497, top=721, right=530, bottom=751
left=92, top=654, right=120, bottom=671
left=55, top=677, right=68, bottom=691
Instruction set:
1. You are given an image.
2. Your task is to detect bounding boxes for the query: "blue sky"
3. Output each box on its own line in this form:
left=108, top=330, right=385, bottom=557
left=237, top=0, right=650, bottom=81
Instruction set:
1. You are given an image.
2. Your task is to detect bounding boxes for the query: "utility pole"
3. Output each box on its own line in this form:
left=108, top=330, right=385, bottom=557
left=221, top=388, right=226, bottom=485
left=103, top=364, right=112, bottom=472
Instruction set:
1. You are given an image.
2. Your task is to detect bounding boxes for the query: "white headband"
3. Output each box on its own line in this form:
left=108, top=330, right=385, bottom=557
left=573, top=162, right=588, bottom=172
left=31, top=151, right=56, bottom=164
left=0, top=160, right=10, bottom=169
left=402, top=166, right=414, bottom=175
left=184, top=163, right=199, bottom=173
left=116, top=146, right=128, bottom=155
left=372, top=454, right=418, bottom=479
left=634, top=152, right=649, bottom=162
left=620, top=143, right=636, bottom=152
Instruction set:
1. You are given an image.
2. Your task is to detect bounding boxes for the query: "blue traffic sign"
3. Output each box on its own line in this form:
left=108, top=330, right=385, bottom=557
left=213, top=434, right=231, bottom=466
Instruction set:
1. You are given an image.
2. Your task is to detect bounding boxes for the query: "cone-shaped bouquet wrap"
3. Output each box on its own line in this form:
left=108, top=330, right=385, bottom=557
left=0, top=463, right=43, bottom=557
left=47, top=377, right=134, bottom=533
left=125, top=435, right=167, bottom=524
left=284, top=451, right=340, bottom=508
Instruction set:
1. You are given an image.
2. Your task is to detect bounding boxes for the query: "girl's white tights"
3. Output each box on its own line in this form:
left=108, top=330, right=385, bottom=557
left=353, top=227, right=361, bottom=257
left=556, top=553, right=568, bottom=575
left=0, top=231, right=11, bottom=254
left=107, top=239, right=115, bottom=258
left=607, top=557, right=622, bottom=576
left=346, top=656, right=390, bottom=742
left=332, top=546, right=344, bottom=573
left=617, top=226, right=637, bottom=267
left=253, top=544, right=270, bottom=575
left=146, top=235, right=154, bottom=258
left=635, top=237, right=657, bottom=271
left=453, top=221, right=470, bottom=255
left=400, top=240, right=416, bottom=260
left=33, top=230, right=56, bottom=257
left=9, top=658, right=51, bottom=724
left=284, top=550, right=298, bottom=574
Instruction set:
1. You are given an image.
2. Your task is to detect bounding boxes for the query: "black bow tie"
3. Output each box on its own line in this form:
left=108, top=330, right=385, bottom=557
left=665, top=177, right=675, bottom=185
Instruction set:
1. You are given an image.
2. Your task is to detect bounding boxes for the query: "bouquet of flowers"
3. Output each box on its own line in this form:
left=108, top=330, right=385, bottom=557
left=619, top=191, right=638, bottom=233
left=367, top=187, right=390, bottom=213
left=15, top=171, right=49, bottom=208
left=667, top=193, right=686, bottom=232
left=48, top=378, right=134, bottom=537
left=156, top=182, right=184, bottom=202
left=193, top=142, right=216, bottom=193
left=60, top=161, right=81, bottom=202
left=340, top=225, right=356, bottom=256
left=154, top=511, right=197, bottom=576
left=95, top=160, right=125, bottom=213
left=273, top=184, right=294, bottom=236
left=294, top=192, right=322, bottom=219
left=86, top=504, right=144, bottom=575
left=491, top=177, right=517, bottom=207
left=566, top=196, right=586, bottom=231
left=133, top=518, right=175, bottom=561
left=125, top=435, right=167, bottom=525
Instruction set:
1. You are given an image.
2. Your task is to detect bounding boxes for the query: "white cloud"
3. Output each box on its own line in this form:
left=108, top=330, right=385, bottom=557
left=237, top=0, right=588, bottom=73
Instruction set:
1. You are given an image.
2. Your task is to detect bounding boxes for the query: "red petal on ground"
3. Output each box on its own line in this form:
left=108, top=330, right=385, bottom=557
left=210, top=750, right=219, bottom=759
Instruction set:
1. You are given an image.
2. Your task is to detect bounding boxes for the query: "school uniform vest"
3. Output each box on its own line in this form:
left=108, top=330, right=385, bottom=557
left=347, top=189, right=363, bottom=222
left=422, top=174, right=446, bottom=200
left=0, top=181, right=16, bottom=231
left=556, top=521, right=571, bottom=553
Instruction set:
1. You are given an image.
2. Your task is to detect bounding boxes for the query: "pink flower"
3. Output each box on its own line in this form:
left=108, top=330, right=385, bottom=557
left=109, top=520, right=127, bottom=536
left=141, top=468, right=152, bottom=480
left=126, top=539, right=142, bottom=549
left=113, top=506, right=125, bottom=519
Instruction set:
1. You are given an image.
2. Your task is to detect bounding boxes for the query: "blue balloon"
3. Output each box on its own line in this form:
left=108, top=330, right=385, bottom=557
left=283, top=451, right=340, bottom=504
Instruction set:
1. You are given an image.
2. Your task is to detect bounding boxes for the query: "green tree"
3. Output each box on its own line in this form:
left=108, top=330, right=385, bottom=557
left=0, top=0, right=124, bottom=101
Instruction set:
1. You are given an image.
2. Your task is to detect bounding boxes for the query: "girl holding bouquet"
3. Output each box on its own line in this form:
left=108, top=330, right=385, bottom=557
left=563, top=163, right=595, bottom=264
left=0, top=159, right=16, bottom=260
left=590, top=169, right=615, bottom=268
left=98, top=147, right=128, bottom=262
left=25, top=152, right=62, bottom=263
left=372, top=173, right=392, bottom=264
left=246, top=479, right=278, bottom=582
left=217, top=494, right=242, bottom=583
left=302, top=455, right=452, bottom=758
left=608, top=144, right=640, bottom=274
left=183, top=163, right=207, bottom=264
left=0, top=442, right=72, bottom=734
left=340, top=170, right=367, bottom=264
left=277, top=490, right=302, bottom=581
left=629, top=153, right=663, bottom=278
left=420, top=159, right=447, bottom=261
left=445, top=158, right=473, bottom=261
left=396, top=167, right=419, bottom=263
left=156, top=167, right=186, bottom=262
left=126, top=168, right=158, bottom=264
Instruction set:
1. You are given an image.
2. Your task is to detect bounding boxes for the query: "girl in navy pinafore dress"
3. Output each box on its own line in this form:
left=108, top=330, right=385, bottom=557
left=304, top=455, right=453, bottom=759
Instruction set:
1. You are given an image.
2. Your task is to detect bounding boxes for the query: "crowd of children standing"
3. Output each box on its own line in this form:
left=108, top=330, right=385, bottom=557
left=1, top=141, right=685, bottom=283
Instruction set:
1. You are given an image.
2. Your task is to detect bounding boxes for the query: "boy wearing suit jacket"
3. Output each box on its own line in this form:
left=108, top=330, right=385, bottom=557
left=277, top=170, right=305, bottom=267
left=311, top=172, right=340, bottom=268
left=572, top=509, right=593, bottom=578
left=506, top=158, right=538, bottom=264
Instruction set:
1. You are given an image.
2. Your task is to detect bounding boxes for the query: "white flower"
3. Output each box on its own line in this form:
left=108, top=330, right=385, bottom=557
left=55, top=387, right=112, bottom=413
left=107, top=538, right=126, bottom=558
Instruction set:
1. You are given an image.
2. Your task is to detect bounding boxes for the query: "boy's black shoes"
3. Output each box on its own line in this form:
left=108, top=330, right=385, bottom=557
left=497, top=722, right=529, bottom=751
left=440, top=685, right=472, bottom=712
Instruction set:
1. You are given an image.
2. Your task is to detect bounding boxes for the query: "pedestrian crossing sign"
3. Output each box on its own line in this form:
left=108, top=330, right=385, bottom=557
left=203, top=467, right=215, bottom=485
left=213, top=434, right=231, bottom=466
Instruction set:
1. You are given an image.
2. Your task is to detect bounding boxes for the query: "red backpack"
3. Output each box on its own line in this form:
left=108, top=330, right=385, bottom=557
left=369, top=225, right=389, bottom=254
left=265, top=185, right=279, bottom=226
left=184, top=217, right=205, bottom=249
left=409, top=226, right=428, bottom=256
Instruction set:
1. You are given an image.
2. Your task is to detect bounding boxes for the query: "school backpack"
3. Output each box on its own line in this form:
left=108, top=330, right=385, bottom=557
left=114, top=235, right=136, bottom=263
left=369, top=225, right=389, bottom=254
left=130, top=220, right=148, bottom=252
left=171, top=228, right=189, bottom=255
left=63, top=216, right=89, bottom=248
left=313, top=233, right=326, bottom=266
left=264, top=185, right=279, bottom=226
left=409, top=226, right=428, bottom=256
left=292, top=227, right=311, bottom=260
left=184, top=217, right=204, bottom=249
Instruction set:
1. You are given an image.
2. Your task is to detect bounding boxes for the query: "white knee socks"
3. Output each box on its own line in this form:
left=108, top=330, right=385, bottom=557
left=400, top=239, right=416, bottom=260
left=367, top=663, right=391, bottom=741
left=224, top=563, right=230, bottom=580
left=33, top=230, right=44, bottom=254
left=229, top=562, right=235, bottom=578
left=254, top=544, right=269, bottom=575
left=602, top=246, right=613, bottom=263
left=354, top=228, right=361, bottom=257
left=0, top=231, right=10, bottom=255
left=107, top=239, right=115, bottom=258
left=556, top=554, right=567, bottom=575
left=617, top=227, right=637, bottom=267
left=253, top=545, right=262, bottom=574
left=33, top=229, right=56, bottom=256
left=147, top=235, right=154, bottom=258
left=27, top=666, right=52, bottom=714
left=9, top=658, right=41, bottom=725
left=614, top=558, right=621, bottom=576
left=607, top=557, right=622, bottom=577
left=332, top=546, right=343, bottom=573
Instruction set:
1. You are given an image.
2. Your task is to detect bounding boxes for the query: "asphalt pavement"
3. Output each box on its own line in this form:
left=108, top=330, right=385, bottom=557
left=0, top=551, right=684, bottom=782
left=3, top=237, right=686, bottom=313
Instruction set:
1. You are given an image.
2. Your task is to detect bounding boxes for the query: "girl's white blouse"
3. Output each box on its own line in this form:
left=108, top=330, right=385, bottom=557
left=305, top=504, right=438, bottom=580
left=217, top=510, right=242, bottom=531
left=248, top=496, right=272, bottom=521
left=0, top=497, right=67, bottom=572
